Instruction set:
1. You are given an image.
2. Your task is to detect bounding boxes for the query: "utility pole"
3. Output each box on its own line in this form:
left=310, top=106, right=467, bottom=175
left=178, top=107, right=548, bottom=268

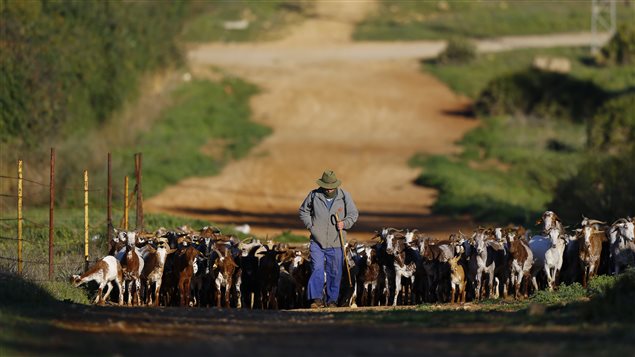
left=591, top=0, right=616, bottom=53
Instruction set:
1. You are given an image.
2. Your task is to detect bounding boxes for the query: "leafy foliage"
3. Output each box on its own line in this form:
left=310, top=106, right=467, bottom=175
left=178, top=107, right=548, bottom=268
left=550, top=148, right=635, bottom=223
left=600, top=23, right=635, bottom=66
left=474, top=69, right=608, bottom=123
left=0, top=0, right=186, bottom=147
left=436, top=37, right=476, bottom=64
left=585, top=269, right=635, bottom=322
left=587, top=93, right=635, bottom=154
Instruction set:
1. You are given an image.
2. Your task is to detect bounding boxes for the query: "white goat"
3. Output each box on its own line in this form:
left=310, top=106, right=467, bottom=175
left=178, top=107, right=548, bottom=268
left=609, top=218, right=635, bottom=274
left=71, top=255, right=123, bottom=305
left=530, top=227, right=566, bottom=291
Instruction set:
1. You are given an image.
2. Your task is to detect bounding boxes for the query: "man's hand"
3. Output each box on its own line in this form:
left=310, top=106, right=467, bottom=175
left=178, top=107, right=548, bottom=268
left=337, top=221, right=344, bottom=230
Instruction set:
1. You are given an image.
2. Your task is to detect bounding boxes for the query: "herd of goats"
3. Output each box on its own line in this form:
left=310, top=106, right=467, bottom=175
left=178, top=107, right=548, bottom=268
left=71, top=211, right=635, bottom=309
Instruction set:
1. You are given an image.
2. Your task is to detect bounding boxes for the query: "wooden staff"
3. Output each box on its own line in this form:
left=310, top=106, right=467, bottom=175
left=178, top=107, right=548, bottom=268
left=335, top=212, right=352, bottom=287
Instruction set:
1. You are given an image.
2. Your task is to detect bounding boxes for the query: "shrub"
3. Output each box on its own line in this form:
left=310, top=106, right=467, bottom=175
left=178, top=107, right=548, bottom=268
left=437, top=37, right=477, bottom=64
left=0, top=0, right=186, bottom=146
left=551, top=148, right=635, bottom=223
left=585, top=269, right=635, bottom=321
left=600, top=24, right=635, bottom=65
left=474, top=69, right=608, bottom=122
left=530, top=282, right=586, bottom=305
left=587, top=93, right=635, bottom=154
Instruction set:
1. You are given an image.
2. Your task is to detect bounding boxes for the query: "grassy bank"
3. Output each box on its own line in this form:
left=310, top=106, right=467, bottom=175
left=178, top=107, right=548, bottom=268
left=423, top=47, right=635, bottom=100
left=354, top=1, right=635, bottom=41
left=413, top=46, right=635, bottom=224
left=113, top=77, right=271, bottom=199
left=182, top=0, right=311, bottom=43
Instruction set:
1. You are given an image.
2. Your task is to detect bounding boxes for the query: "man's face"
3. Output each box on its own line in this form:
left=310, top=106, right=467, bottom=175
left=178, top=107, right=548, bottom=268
left=323, top=187, right=337, bottom=198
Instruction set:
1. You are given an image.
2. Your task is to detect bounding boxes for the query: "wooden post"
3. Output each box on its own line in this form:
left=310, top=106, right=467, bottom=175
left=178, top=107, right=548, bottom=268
left=17, top=160, right=23, bottom=275
left=107, top=153, right=112, bottom=241
left=123, top=176, right=129, bottom=230
left=84, top=170, right=89, bottom=272
left=49, top=148, right=55, bottom=280
left=135, top=153, right=143, bottom=230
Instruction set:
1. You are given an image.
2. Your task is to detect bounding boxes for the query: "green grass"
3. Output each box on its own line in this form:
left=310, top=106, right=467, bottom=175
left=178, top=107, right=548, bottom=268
left=113, top=77, right=270, bottom=199
left=424, top=47, right=635, bottom=99
left=272, top=230, right=309, bottom=244
left=182, top=0, right=310, bottom=42
left=354, top=0, right=635, bottom=41
left=411, top=115, right=586, bottom=223
left=0, top=209, right=249, bottom=281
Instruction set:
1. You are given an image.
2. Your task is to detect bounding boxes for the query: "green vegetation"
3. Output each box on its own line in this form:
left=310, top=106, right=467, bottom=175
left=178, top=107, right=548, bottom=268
left=354, top=0, right=635, bottom=41
left=182, top=0, right=311, bottom=42
left=272, top=230, right=309, bottom=244
left=474, top=69, right=608, bottom=123
left=551, top=148, right=635, bottom=223
left=411, top=115, right=586, bottom=223
left=587, top=93, right=635, bottom=154
left=436, top=37, right=476, bottom=65
left=414, top=46, right=635, bottom=224
left=113, top=77, right=270, bottom=199
left=0, top=0, right=186, bottom=147
left=585, top=269, right=635, bottom=322
left=600, top=23, right=635, bottom=65
left=0, top=209, right=247, bottom=281
left=423, top=47, right=635, bottom=100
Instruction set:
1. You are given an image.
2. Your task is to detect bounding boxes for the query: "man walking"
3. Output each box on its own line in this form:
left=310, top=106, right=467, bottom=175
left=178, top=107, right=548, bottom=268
left=299, top=170, right=359, bottom=308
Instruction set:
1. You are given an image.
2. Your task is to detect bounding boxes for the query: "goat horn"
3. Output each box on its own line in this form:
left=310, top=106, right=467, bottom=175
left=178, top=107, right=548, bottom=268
left=240, top=236, right=254, bottom=244
left=585, top=219, right=607, bottom=226
left=612, top=218, right=629, bottom=226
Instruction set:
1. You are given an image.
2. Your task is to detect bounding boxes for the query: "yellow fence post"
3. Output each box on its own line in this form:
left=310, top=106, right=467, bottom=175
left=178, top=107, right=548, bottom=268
left=17, top=160, right=23, bottom=275
left=84, top=170, right=89, bottom=271
left=124, top=176, right=129, bottom=230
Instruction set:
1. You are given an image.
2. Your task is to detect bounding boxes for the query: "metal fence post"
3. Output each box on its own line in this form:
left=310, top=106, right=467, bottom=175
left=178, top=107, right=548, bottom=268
left=107, top=153, right=112, bottom=241
left=17, top=160, right=23, bottom=275
left=124, top=176, right=129, bottom=230
left=135, top=153, right=143, bottom=230
left=49, top=148, right=55, bottom=280
left=84, top=170, right=89, bottom=272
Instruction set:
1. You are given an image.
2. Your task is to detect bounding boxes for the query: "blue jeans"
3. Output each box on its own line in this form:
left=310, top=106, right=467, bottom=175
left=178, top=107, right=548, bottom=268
left=307, top=241, right=343, bottom=303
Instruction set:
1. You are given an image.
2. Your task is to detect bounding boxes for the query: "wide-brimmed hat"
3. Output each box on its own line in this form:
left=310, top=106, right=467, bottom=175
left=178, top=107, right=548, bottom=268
left=316, top=170, right=341, bottom=189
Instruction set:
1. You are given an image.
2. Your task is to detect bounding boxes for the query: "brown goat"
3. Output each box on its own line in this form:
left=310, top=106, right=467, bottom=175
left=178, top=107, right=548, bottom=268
left=578, top=225, right=604, bottom=288
left=174, top=246, right=201, bottom=307
left=448, top=255, right=466, bottom=303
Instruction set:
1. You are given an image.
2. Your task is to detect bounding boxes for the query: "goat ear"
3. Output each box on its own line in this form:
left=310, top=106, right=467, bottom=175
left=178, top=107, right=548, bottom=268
left=535, top=218, right=542, bottom=226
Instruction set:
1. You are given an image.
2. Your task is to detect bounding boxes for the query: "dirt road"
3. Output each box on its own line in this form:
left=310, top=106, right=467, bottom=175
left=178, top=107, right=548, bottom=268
left=6, top=302, right=630, bottom=357
left=146, top=2, right=608, bottom=238
left=146, top=1, right=478, bottom=238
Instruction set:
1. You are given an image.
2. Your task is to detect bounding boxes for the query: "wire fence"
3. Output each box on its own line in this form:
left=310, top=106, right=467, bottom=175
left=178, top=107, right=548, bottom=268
left=0, top=150, right=144, bottom=281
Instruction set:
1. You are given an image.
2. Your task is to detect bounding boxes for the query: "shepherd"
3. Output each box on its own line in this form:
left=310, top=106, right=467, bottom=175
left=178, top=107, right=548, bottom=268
left=299, top=170, right=359, bottom=308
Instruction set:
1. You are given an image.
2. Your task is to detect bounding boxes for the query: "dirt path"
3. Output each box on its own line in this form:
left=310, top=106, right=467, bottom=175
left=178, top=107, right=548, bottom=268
left=146, top=2, right=608, bottom=238
left=146, top=1, right=478, bottom=238
left=6, top=303, right=628, bottom=357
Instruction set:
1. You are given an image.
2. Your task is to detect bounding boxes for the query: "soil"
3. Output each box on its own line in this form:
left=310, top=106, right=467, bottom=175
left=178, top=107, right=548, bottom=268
left=145, top=1, right=479, bottom=239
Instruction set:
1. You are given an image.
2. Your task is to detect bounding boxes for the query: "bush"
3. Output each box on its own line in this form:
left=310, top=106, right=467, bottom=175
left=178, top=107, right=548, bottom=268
left=600, top=24, right=635, bottom=66
left=0, top=0, right=186, bottom=147
left=474, top=68, right=608, bottom=122
left=587, top=93, right=635, bottom=154
left=551, top=148, right=635, bottom=223
left=585, top=269, right=635, bottom=321
left=437, top=37, right=477, bottom=64
left=530, top=282, right=586, bottom=305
